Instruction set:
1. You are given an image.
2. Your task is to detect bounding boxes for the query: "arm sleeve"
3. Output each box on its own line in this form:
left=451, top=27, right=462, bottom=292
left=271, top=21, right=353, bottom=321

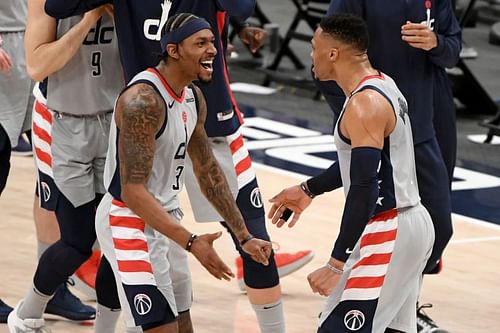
left=428, top=0, right=461, bottom=68
left=332, top=147, right=381, bottom=262
left=216, top=0, right=256, bottom=20
left=306, top=161, right=343, bottom=196
left=44, top=0, right=110, bottom=19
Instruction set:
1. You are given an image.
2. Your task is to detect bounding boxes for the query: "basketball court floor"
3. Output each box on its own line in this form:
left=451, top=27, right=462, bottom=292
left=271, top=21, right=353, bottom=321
left=1, top=114, right=500, bottom=332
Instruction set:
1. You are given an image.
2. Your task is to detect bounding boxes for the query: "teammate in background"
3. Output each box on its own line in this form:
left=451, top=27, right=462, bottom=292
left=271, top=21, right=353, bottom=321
left=44, top=1, right=313, bottom=332
left=315, top=1, right=461, bottom=331
left=269, top=14, right=435, bottom=332
left=1, top=0, right=96, bottom=324
left=7, top=1, right=123, bottom=332
left=95, top=13, right=272, bottom=333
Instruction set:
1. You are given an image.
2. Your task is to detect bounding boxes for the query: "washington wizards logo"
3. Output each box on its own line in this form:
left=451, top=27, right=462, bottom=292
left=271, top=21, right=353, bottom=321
left=250, top=187, right=263, bottom=208
left=344, top=309, right=365, bottom=331
left=398, top=97, right=408, bottom=124
left=134, top=294, right=152, bottom=315
left=41, top=181, right=51, bottom=202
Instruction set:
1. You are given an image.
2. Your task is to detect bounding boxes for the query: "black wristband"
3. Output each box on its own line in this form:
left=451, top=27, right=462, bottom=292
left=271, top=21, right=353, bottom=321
left=185, top=234, right=198, bottom=252
left=300, top=182, right=316, bottom=199
left=240, top=234, right=255, bottom=246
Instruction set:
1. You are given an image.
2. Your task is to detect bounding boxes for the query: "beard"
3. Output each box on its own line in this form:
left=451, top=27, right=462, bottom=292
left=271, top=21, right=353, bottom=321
left=196, top=75, right=212, bottom=84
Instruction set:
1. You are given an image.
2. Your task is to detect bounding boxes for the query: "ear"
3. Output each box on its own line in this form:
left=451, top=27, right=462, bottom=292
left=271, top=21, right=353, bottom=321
left=329, top=47, right=338, bottom=62
left=167, top=44, right=180, bottom=59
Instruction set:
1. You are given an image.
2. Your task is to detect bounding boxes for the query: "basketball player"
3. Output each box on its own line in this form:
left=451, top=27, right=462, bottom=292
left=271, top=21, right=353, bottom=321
left=316, top=1, right=460, bottom=331
left=44, top=1, right=313, bottom=331
left=268, top=15, right=435, bottom=332
left=1, top=0, right=97, bottom=324
left=7, top=1, right=124, bottom=332
left=95, top=13, right=273, bottom=333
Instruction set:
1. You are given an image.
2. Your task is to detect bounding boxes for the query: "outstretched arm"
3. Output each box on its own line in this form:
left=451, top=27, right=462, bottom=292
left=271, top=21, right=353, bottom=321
left=188, top=86, right=272, bottom=265
left=117, top=83, right=233, bottom=280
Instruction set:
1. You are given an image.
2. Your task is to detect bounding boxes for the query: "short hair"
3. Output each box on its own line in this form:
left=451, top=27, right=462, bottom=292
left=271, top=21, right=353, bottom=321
left=319, top=14, right=369, bottom=53
left=159, top=13, right=202, bottom=61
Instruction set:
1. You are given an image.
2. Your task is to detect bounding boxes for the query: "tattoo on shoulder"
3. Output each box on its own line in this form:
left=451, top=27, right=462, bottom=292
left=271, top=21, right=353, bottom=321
left=119, top=85, right=165, bottom=185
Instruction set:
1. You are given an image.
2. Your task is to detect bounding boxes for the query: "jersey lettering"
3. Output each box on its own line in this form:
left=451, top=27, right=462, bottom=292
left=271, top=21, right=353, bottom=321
left=83, top=18, right=114, bottom=45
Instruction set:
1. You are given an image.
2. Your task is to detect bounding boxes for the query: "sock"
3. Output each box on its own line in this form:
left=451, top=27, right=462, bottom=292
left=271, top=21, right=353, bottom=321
left=18, top=285, right=52, bottom=319
left=94, top=303, right=121, bottom=333
left=252, top=300, right=286, bottom=333
left=37, top=240, right=51, bottom=260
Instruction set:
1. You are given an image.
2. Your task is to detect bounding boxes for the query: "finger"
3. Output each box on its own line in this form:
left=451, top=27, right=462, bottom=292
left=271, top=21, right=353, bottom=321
left=280, top=208, right=293, bottom=222
left=271, top=205, right=287, bottom=224
left=210, top=231, right=223, bottom=243
left=402, top=35, right=425, bottom=43
left=267, top=202, right=280, bottom=219
left=288, top=211, right=301, bottom=228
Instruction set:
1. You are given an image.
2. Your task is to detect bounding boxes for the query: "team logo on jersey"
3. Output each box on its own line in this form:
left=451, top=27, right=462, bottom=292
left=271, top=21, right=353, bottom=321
left=250, top=187, right=263, bottom=208
left=421, top=0, right=435, bottom=30
left=344, top=309, right=365, bottom=331
left=398, top=97, right=408, bottom=124
left=134, top=294, right=152, bottom=315
left=143, top=0, right=171, bottom=41
left=41, top=181, right=51, bottom=202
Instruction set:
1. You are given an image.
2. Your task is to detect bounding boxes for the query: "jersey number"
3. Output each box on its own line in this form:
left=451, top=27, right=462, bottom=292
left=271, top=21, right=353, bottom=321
left=91, top=51, right=102, bottom=77
left=173, top=166, right=184, bottom=191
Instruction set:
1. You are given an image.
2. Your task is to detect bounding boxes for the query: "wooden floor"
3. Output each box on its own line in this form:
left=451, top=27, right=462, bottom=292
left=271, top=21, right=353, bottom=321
left=1, top=155, right=500, bottom=332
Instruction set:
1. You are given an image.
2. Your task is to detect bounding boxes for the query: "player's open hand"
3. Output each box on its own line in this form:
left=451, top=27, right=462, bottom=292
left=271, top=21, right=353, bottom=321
left=307, top=266, right=342, bottom=297
left=401, top=21, right=438, bottom=51
left=0, top=47, right=12, bottom=74
left=190, top=231, right=235, bottom=281
left=239, top=26, right=266, bottom=53
left=268, top=185, right=312, bottom=228
left=241, top=238, right=272, bottom=266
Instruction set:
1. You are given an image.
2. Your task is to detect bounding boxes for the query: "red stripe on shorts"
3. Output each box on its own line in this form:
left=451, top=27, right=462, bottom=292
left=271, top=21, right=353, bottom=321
left=235, top=155, right=252, bottom=176
left=117, top=260, right=153, bottom=273
left=33, top=122, right=52, bottom=146
left=35, top=101, right=52, bottom=124
left=35, top=147, right=52, bottom=167
left=113, top=238, right=149, bottom=252
left=110, top=215, right=145, bottom=232
left=360, top=229, right=397, bottom=248
left=352, top=253, right=393, bottom=270
left=345, top=276, right=385, bottom=290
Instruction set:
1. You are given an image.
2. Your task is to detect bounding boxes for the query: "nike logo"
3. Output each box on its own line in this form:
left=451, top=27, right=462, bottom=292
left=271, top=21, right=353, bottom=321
left=345, top=248, right=353, bottom=254
left=168, top=100, right=175, bottom=108
left=263, top=302, right=281, bottom=310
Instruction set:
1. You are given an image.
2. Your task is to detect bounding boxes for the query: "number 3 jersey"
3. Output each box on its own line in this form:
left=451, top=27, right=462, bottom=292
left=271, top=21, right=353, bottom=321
left=39, top=15, right=123, bottom=115
left=104, top=68, right=199, bottom=211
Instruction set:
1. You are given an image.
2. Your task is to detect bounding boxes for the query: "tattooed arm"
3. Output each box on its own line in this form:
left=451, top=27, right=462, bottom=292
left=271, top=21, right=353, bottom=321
left=188, top=86, right=272, bottom=265
left=116, top=83, right=233, bottom=280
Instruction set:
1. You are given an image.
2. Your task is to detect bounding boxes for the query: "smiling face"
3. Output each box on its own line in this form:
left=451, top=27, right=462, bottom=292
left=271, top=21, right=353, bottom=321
left=175, top=29, right=217, bottom=83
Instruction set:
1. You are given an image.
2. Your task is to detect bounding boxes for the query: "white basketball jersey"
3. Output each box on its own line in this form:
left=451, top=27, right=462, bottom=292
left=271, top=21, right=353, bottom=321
left=104, top=68, right=198, bottom=210
left=334, top=73, right=420, bottom=213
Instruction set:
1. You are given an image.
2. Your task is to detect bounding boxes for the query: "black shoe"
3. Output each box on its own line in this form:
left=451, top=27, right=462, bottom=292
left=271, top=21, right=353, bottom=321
left=417, top=303, right=449, bottom=333
left=0, top=298, right=13, bottom=323
left=45, top=283, right=96, bottom=321
left=11, top=134, right=32, bottom=156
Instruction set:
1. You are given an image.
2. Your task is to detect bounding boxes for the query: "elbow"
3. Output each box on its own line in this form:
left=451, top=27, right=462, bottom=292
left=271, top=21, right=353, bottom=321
left=26, top=64, right=46, bottom=82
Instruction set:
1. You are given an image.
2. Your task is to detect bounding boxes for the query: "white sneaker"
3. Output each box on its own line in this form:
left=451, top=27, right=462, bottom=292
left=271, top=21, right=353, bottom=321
left=7, top=301, right=47, bottom=333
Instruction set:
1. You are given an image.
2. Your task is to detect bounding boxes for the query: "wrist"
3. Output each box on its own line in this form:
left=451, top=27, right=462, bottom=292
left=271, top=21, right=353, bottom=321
left=185, top=233, right=198, bottom=252
left=239, top=234, right=254, bottom=247
left=300, top=181, right=316, bottom=199
left=326, top=257, right=344, bottom=274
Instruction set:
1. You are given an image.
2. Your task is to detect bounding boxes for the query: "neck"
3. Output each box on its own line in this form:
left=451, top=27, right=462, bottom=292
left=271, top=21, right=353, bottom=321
left=156, top=61, right=191, bottom=97
left=336, top=59, right=379, bottom=97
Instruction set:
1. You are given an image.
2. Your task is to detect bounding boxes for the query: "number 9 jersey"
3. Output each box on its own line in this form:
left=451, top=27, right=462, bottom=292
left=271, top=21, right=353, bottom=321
left=41, top=14, right=123, bottom=115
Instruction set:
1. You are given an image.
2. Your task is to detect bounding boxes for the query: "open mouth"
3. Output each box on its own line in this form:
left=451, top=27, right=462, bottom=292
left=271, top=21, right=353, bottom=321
left=200, top=59, right=214, bottom=73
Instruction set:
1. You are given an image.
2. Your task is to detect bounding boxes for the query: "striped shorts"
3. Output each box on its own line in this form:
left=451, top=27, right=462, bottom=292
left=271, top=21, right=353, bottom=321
left=318, top=204, right=434, bottom=333
left=184, top=127, right=260, bottom=222
left=95, top=193, right=192, bottom=329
